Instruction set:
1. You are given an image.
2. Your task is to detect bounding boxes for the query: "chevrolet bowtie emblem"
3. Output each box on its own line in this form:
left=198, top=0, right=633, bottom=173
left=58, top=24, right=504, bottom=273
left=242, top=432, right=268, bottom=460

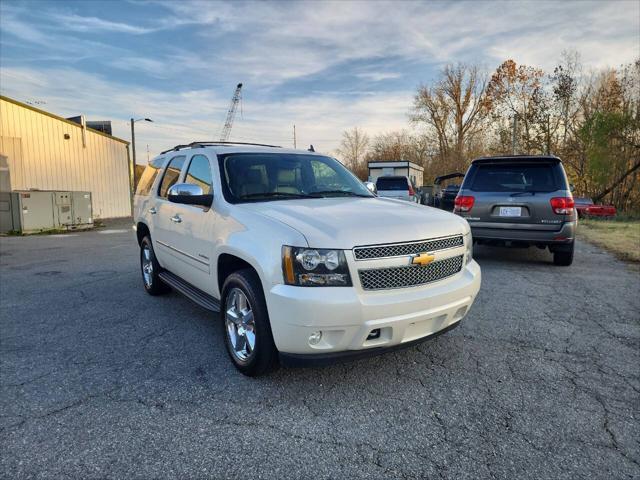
left=411, top=253, right=435, bottom=266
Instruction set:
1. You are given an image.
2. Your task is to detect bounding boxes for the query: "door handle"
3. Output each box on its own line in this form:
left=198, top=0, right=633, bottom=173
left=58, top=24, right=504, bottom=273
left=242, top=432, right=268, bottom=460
left=148, top=207, right=157, bottom=214
left=170, top=215, right=182, bottom=223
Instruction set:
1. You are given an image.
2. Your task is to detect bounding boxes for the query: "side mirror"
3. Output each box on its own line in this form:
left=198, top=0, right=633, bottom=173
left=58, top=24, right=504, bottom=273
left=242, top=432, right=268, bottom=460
left=168, top=183, right=213, bottom=208
left=364, top=181, right=377, bottom=194
left=569, top=183, right=575, bottom=192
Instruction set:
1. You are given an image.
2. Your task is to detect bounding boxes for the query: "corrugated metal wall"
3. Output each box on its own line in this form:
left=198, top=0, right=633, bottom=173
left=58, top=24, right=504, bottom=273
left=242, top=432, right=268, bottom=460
left=0, top=97, right=132, bottom=218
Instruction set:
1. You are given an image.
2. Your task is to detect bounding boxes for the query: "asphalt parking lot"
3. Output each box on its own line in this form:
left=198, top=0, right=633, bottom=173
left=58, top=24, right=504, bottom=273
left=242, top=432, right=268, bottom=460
left=1, top=219, right=639, bottom=479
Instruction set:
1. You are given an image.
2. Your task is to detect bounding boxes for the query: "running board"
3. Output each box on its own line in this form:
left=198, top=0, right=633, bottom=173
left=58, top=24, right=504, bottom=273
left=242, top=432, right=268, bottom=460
left=158, top=271, right=221, bottom=312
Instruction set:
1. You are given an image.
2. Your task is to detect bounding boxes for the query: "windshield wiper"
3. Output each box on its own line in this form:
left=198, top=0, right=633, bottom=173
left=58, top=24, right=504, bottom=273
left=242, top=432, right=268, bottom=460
left=239, top=192, right=316, bottom=200
left=510, top=190, right=549, bottom=197
left=311, top=190, right=371, bottom=197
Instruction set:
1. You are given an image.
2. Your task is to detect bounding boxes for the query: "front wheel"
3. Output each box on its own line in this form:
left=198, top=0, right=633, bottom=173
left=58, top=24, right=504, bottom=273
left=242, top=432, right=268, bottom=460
left=221, top=269, right=278, bottom=376
left=553, top=242, right=574, bottom=266
left=140, top=236, right=171, bottom=295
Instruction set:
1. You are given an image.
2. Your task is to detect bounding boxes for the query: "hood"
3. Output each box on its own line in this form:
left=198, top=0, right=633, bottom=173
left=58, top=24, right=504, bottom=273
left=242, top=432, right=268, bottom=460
left=239, top=197, right=469, bottom=249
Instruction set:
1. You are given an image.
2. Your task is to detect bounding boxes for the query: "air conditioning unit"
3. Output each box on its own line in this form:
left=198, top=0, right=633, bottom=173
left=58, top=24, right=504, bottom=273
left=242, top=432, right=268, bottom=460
left=1, top=190, right=93, bottom=234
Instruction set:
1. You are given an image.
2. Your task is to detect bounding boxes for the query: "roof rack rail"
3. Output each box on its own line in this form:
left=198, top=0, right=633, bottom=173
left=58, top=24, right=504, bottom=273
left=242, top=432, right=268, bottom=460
left=160, top=141, right=282, bottom=154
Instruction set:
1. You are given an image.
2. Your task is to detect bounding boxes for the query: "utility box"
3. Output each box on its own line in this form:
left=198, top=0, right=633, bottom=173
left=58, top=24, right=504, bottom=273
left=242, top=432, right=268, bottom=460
left=9, top=191, right=56, bottom=233
left=3, top=190, right=94, bottom=234
left=72, top=192, right=93, bottom=226
left=54, top=191, right=73, bottom=226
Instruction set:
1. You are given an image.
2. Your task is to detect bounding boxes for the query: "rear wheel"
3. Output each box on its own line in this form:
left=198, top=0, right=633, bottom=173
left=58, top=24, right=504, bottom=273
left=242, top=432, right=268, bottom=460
left=140, top=236, right=171, bottom=295
left=221, top=269, right=278, bottom=376
left=553, top=242, right=574, bottom=266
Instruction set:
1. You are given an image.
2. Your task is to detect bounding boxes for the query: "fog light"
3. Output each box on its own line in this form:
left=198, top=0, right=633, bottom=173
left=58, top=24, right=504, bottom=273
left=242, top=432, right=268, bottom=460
left=367, top=329, right=381, bottom=340
left=308, top=331, right=322, bottom=345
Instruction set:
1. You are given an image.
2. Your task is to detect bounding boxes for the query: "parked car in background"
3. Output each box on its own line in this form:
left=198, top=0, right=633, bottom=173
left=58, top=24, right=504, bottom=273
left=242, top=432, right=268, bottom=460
left=417, top=185, right=433, bottom=206
left=426, top=173, right=465, bottom=209
left=375, top=175, right=419, bottom=203
left=454, top=155, right=577, bottom=266
left=134, top=142, right=481, bottom=376
left=574, top=197, right=616, bottom=218
left=440, top=184, right=461, bottom=211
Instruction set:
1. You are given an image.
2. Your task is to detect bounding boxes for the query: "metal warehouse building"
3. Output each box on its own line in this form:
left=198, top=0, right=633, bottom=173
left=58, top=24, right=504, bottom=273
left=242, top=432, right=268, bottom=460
left=0, top=96, right=132, bottom=221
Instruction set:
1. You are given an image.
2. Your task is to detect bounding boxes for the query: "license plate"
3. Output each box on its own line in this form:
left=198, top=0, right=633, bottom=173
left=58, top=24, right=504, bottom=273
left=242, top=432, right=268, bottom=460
left=499, top=206, right=522, bottom=217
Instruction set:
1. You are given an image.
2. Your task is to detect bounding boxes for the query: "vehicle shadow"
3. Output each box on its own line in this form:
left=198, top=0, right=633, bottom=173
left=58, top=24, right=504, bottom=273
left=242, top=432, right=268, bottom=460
left=471, top=243, right=555, bottom=267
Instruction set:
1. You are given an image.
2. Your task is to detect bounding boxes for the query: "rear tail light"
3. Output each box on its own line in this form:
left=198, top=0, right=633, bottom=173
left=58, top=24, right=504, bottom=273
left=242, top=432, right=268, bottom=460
left=408, top=184, right=415, bottom=196
left=550, top=197, right=574, bottom=215
left=454, top=195, right=475, bottom=212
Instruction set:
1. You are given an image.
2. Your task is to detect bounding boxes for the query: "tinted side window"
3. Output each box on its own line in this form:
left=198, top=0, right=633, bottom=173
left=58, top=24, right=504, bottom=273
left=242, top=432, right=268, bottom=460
left=158, top=155, right=186, bottom=198
left=136, top=157, right=165, bottom=196
left=185, top=155, right=213, bottom=195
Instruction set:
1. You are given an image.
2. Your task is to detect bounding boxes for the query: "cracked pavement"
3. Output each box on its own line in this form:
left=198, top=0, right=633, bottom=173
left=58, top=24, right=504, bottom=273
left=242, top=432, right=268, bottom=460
left=1, top=219, right=638, bottom=479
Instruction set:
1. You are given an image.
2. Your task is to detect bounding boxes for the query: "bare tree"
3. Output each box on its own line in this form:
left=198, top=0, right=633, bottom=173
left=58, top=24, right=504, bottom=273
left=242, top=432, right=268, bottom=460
left=335, top=127, right=370, bottom=178
left=411, top=63, right=488, bottom=172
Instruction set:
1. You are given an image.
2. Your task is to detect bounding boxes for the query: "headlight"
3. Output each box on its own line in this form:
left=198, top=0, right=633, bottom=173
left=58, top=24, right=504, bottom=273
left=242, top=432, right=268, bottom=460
left=464, top=232, right=473, bottom=265
left=282, top=246, right=352, bottom=286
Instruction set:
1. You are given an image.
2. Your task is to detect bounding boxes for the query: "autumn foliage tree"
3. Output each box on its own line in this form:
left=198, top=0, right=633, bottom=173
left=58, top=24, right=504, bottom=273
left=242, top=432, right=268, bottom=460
left=333, top=55, right=640, bottom=212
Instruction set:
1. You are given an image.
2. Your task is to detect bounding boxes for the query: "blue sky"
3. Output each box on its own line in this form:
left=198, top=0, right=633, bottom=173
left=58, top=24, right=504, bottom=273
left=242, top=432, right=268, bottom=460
left=1, top=0, right=638, bottom=161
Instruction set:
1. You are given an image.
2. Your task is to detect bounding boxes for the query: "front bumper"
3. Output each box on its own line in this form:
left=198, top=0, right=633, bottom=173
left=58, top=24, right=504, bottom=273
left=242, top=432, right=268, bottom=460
left=265, top=260, right=481, bottom=357
left=470, top=221, right=576, bottom=244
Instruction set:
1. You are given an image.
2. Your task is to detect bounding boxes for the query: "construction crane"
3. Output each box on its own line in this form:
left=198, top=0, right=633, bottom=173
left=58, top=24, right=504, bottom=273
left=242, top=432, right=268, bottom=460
left=219, top=83, right=243, bottom=142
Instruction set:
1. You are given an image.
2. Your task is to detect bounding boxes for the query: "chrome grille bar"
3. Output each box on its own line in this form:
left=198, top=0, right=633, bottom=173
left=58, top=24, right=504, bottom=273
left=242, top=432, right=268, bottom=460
left=353, top=235, right=463, bottom=260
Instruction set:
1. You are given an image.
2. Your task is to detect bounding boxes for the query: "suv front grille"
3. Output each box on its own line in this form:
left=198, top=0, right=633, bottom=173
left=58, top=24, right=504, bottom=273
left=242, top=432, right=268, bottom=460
left=353, top=235, right=463, bottom=260
left=358, top=255, right=464, bottom=291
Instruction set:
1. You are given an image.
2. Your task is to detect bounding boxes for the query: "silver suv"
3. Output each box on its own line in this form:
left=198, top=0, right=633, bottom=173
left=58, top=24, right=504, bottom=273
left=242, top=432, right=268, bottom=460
left=375, top=176, right=419, bottom=203
left=454, top=155, right=576, bottom=266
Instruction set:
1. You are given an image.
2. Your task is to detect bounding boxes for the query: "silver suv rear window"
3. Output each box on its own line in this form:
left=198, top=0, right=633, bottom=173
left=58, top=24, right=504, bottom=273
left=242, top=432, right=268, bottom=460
left=376, top=177, right=408, bottom=191
left=468, top=164, right=562, bottom=193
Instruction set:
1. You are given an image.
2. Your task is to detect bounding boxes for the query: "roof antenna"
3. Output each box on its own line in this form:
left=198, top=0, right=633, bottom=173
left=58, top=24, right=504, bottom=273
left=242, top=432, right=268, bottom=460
left=308, top=144, right=315, bottom=152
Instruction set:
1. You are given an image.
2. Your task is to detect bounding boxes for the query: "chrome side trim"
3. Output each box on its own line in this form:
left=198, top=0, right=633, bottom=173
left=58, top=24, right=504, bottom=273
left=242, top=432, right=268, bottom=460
left=156, top=240, right=209, bottom=266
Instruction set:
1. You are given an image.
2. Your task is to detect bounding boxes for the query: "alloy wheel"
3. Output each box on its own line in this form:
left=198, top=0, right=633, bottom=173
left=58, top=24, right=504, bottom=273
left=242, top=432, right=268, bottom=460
left=142, top=245, right=153, bottom=287
left=225, top=288, right=256, bottom=363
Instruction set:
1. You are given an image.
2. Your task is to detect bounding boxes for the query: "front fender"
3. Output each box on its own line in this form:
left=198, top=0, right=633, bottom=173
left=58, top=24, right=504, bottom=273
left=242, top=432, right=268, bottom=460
left=212, top=207, right=308, bottom=298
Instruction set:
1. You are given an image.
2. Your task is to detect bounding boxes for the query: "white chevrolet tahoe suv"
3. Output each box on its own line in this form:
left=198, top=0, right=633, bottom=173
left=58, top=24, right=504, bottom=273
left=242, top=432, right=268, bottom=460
left=134, top=142, right=481, bottom=376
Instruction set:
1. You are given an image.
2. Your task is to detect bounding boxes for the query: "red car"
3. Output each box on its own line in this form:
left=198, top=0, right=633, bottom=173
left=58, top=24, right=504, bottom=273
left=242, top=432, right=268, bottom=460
left=574, top=197, right=616, bottom=218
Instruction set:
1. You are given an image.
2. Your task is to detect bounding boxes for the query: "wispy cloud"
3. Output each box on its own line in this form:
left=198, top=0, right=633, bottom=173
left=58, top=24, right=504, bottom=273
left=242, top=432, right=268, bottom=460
left=49, top=13, right=155, bottom=34
left=356, top=72, right=402, bottom=82
left=1, top=0, right=638, bottom=159
left=0, top=66, right=413, bottom=156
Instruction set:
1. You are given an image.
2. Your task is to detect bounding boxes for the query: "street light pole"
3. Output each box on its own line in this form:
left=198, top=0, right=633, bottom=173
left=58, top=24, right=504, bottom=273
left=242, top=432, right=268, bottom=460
left=130, top=118, right=137, bottom=189
left=130, top=117, right=153, bottom=191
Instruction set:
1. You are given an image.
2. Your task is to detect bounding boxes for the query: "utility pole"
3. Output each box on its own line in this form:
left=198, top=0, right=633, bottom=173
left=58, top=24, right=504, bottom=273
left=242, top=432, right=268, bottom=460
left=293, top=124, right=297, bottom=149
left=511, top=114, right=518, bottom=155
left=130, top=118, right=137, bottom=187
left=546, top=114, right=551, bottom=155
left=130, top=117, right=153, bottom=190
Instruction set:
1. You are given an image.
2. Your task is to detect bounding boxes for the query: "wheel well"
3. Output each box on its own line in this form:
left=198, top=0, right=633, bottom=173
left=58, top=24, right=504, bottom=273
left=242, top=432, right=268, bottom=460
left=217, top=254, right=255, bottom=293
left=136, top=222, right=150, bottom=245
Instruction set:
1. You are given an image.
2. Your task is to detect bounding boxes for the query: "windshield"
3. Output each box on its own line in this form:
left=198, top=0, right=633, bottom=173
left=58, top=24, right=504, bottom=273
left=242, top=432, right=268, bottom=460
left=468, top=164, right=563, bottom=193
left=219, top=153, right=373, bottom=203
left=376, top=177, right=409, bottom=191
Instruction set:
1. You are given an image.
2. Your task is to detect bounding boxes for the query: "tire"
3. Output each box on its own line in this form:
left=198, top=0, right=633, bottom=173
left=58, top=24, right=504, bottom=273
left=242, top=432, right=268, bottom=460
left=140, top=236, right=171, bottom=295
left=553, top=242, right=574, bottom=266
left=221, top=268, right=278, bottom=377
